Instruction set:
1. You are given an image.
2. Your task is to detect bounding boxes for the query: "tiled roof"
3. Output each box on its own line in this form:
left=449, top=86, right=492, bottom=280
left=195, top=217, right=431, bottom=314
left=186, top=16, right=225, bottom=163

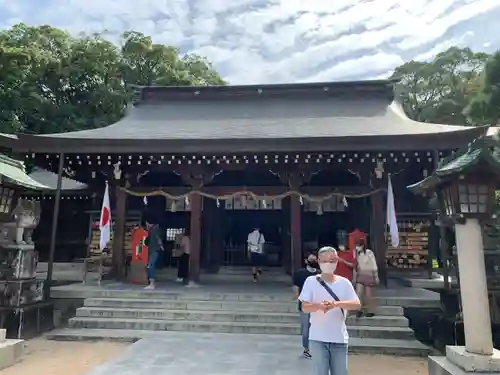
left=35, top=97, right=476, bottom=141
left=9, top=80, right=490, bottom=153
left=408, top=136, right=500, bottom=193
left=29, top=168, right=88, bottom=191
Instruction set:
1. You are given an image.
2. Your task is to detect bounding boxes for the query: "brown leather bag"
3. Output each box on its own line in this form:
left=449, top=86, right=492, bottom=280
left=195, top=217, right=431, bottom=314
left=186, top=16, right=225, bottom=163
left=356, top=271, right=379, bottom=286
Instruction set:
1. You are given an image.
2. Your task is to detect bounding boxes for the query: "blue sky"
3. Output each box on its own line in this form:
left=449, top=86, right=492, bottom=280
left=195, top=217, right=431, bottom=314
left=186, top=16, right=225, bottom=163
left=0, top=0, right=499, bottom=84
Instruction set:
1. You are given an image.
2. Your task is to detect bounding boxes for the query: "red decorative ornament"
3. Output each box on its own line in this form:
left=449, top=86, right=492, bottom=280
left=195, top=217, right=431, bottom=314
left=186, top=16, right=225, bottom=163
left=131, top=227, right=149, bottom=265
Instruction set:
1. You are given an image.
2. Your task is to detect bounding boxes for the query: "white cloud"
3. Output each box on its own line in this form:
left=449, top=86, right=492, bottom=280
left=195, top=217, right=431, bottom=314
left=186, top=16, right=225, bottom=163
left=0, top=0, right=498, bottom=84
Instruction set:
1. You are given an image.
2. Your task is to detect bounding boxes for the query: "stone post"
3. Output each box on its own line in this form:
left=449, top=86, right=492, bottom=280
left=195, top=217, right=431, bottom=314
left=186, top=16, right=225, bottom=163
left=429, top=218, right=500, bottom=374
left=454, top=218, right=493, bottom=356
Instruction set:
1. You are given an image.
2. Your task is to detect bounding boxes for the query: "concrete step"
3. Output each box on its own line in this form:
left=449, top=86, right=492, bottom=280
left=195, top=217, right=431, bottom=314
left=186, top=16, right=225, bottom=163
left=53, top=288, right=423, bottom=307
left=37, top=262, right=83, bottom=272
left=83, top=298, right=405, bottom=316
left=160, top=267, right=287, bottom=275
left=76, top=307, right=409, bottom=327
left=0, top=339, right=24, bottom=370
left=45, top=329, right=431, bottom=356
left=218, top=266, right=284, bottom=273
left=156, top=274, right=292, bottom=282
left=67, top=317, right=415, bottom=339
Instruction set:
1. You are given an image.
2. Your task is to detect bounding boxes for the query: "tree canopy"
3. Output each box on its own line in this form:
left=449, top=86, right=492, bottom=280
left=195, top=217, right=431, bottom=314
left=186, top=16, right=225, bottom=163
left=390, top=47, right=490, bottom=125
left=465, top=51, right=500, bottom=126
left=0, top=23, right=225, bottom=135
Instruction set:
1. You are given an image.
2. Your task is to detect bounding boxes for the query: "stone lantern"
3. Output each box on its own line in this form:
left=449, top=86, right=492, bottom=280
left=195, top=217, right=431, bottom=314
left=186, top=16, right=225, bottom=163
left=408, top=136, right=500, bottom=375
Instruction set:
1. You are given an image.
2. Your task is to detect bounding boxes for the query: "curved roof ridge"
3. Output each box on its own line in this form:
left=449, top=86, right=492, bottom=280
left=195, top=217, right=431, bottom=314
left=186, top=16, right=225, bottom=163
left=29, top=168, right=88, bottom=191
left=387, top=101, right=477, bottom=131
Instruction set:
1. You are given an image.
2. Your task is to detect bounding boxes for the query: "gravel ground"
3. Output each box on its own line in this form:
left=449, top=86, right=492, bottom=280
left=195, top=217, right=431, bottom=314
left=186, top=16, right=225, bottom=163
left=1, top=338, right=428, bottom=375
left=1, top=339, right=126, bottom=375
left=349, top=354, right=427, bottom=375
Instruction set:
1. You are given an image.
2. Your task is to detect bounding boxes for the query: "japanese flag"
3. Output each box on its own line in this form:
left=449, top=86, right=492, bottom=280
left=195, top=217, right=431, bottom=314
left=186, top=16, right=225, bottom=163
left=99, top=183, right=111, bottom=251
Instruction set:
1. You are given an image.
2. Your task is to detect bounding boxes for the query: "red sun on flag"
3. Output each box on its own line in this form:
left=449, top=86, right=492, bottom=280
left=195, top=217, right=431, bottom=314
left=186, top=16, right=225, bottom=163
left=101, top=207, right=110, bottom=227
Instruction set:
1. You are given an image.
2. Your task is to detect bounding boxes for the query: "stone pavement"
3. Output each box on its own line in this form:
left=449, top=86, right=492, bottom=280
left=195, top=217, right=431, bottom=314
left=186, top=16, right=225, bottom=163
left=84, top=331, right=313, bottom=375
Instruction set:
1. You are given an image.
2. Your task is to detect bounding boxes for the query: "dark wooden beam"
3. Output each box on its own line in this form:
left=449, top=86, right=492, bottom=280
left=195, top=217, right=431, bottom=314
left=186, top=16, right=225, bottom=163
left=120, top=185, right=375, bottom=197
left=28, top=151, right=439, bottom=189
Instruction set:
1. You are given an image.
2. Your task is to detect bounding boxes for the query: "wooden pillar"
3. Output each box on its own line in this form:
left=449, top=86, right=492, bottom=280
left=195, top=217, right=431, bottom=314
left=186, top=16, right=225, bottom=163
left=433, top=149, right=450, bottom=288
left=290, top=195, right=302, bottom=274
left=370, top=190, right=387, bottom=286
left=201, top=197, right=223, bottom=273
left=281, top=197, right=292, bottom=274
left=189, top=193, right=202, bottom=283
left=175, top=166, right=219, bottom=283
left=112, top=187, right=127, bottom=279
left=45, top=153, right=64, bottom=298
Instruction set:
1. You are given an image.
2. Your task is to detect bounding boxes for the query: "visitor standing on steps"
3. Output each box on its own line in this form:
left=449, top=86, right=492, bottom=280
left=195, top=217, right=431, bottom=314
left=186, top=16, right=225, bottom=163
left=293, top=252, right=320, bottom=359
left=175, top=228, right=191, bottom=284
left=335, top=244, right=356, bottom=283
left=299, top=246, right=361, bottom=375
left=247, top=226, right=265, bottom=282
left=354, top=239, right=379, bottom=318
left=144, top=218, right=164, bottom=290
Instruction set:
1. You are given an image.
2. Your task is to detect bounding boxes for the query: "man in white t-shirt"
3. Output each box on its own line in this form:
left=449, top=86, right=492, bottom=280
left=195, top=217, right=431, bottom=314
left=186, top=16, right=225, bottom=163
left=247, top=227, right=265, bottom=282
left=299, top=246, right=361, bottom=375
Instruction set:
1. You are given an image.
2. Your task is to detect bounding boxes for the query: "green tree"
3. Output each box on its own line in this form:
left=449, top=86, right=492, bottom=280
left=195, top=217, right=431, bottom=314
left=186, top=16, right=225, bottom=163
left=465, top=51, right=500, bottom=126
left=0, top=23, right=225, bottom=135
left=120, top=31, right=225, bottom=86
left=0, top=44, right=34, bottom=132
left=391, top=47, right=489, bottom=125
left=0, top=24, right=129, bottom=134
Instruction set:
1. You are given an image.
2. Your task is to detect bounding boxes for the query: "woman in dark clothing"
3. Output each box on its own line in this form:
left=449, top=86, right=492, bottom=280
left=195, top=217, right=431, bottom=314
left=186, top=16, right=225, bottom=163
left=176, top=228, right=191, bottom=283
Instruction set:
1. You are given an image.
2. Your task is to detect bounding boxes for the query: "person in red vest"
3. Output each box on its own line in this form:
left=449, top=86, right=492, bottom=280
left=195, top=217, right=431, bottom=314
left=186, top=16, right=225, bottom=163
left=335, top=244, right=356, bottom=282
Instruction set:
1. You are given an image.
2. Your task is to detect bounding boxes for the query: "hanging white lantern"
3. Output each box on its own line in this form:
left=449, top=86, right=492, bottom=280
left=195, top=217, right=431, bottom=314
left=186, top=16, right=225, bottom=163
left=342, top=196, right=348, bottom=208
left=216, top=199, right=220, bottom=207
left=299, top=196, right=303, bottom=205
left=262, top=199, right=267, bottom=209
left=316, top=203, right=323, bottom=216
left=185, top=196, right=190, bottom=208
left=170, top=201, right=177, bottom=212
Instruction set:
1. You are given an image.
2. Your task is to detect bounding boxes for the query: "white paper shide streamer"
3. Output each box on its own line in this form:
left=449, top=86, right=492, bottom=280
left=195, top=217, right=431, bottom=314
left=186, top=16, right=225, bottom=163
left=386, top=175, right=399, bottom=247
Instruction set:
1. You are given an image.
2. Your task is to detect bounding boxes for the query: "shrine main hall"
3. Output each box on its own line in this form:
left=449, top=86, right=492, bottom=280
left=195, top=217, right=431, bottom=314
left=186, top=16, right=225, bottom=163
left=0, top=79, right=489, bottom=283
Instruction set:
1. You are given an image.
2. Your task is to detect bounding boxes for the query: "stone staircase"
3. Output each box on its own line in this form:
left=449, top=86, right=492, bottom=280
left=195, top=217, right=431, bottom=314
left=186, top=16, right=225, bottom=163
left=46, top=283, right=431, bottom=356
left=156, top=266, right=292, bottom=283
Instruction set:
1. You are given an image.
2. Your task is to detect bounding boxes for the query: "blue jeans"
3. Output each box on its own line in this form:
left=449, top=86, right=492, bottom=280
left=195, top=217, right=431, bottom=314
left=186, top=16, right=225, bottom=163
left=147, top=250, right=159, bottom=281
left=310, top=341, right=348, bottom=375
left=299, top=311, right=310, bottom=350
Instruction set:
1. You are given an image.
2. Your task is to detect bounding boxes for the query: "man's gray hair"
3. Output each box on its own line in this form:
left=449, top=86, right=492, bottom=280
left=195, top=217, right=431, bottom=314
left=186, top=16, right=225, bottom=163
left=318, top=246, right=337, bottom=255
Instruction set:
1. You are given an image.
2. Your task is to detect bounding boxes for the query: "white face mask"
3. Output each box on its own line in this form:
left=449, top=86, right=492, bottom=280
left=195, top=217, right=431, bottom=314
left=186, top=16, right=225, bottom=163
left=320, top=262, right=337, bottom=274
left=338, top=245, right=345, bottom=251
left=356, top=245, right=363, bottom=252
